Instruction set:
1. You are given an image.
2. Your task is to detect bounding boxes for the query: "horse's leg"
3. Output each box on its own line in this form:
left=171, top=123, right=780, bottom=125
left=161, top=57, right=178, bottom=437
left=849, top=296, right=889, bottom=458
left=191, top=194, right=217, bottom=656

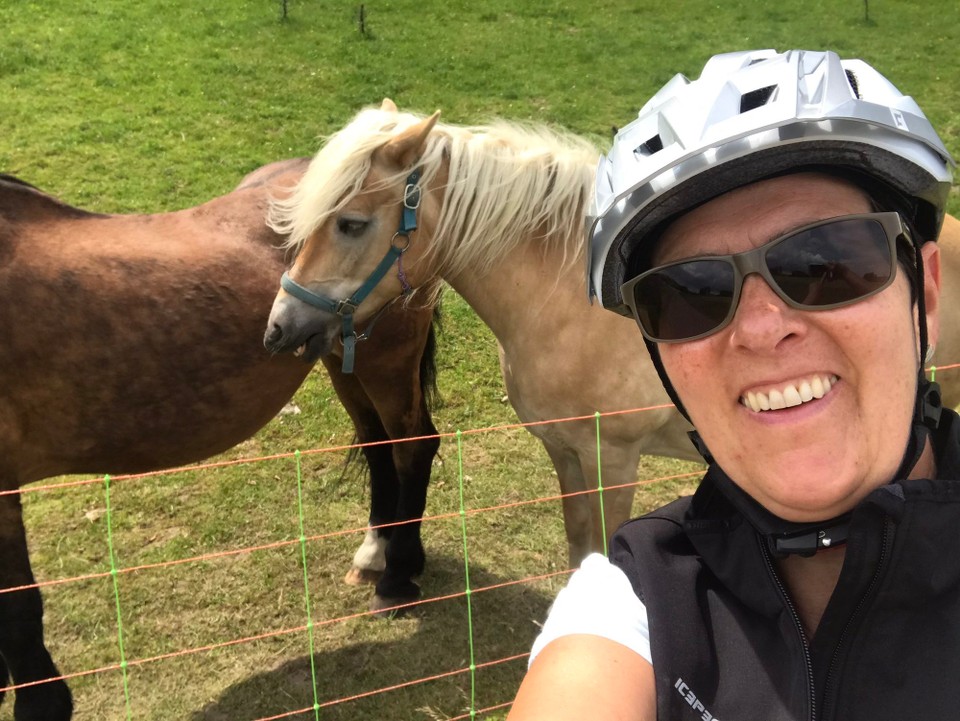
left=346, top=428, right=399, bottom=586
left=540, top=439, right=640, bottom=566
left=0, top=488, right=73, bottom=720
left=366, top=392, right=439, bottom=613
left=320, top=358, right=398, bottom=587
left=539, top=439, right=595, bottom=566
left=352, top=313, right=441, bottom=613
left=0, top=653, right=8, bottom=708
left=349, top=433, right=400, bottom=586
left=577, top=446, right=639, bottom=558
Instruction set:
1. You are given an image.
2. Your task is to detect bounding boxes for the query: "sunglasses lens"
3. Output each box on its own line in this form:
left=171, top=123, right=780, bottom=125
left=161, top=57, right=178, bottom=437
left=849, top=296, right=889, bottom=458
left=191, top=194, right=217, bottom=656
left=765, top=217, right=894, bottom=307
left=632, top=260, right=736, bottom=341
left=627, top=215, right=898, bottom=343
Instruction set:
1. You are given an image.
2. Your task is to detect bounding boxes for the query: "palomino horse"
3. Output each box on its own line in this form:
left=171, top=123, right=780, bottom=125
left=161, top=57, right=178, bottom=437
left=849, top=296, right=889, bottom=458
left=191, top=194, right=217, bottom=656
left=0, top=162, right=439, bottom=720
left=931, top=213, right=960, bottom=375
left=264, top=101, right=960, bottom=572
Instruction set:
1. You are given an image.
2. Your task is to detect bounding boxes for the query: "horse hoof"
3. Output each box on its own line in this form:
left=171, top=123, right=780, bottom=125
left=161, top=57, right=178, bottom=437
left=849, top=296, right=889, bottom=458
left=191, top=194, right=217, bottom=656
left=369, top=590, right=421, bottom=618
left=12, top=679, right=73, bottom=721
left=344, top=567, right=383, bottom=586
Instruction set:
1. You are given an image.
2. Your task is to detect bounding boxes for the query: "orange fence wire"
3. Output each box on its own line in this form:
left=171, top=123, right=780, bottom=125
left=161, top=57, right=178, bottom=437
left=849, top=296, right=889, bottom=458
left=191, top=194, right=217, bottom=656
left=2, top=360, right=954, bottom=719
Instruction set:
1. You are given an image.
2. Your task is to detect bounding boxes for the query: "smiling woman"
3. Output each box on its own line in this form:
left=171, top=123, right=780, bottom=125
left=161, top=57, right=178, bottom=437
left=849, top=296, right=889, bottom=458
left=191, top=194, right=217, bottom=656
left=657, top=173, right=934, bottom=523
left=509, top=49, right=958, bottom=721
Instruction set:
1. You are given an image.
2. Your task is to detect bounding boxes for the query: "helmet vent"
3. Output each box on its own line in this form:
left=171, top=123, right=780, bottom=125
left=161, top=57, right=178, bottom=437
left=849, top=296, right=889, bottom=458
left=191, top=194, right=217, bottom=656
left=845, top=69, right=861, bottom=98
left=634, top=134, right=664, bottom=157
left=739, top=84, right=777, bottom=113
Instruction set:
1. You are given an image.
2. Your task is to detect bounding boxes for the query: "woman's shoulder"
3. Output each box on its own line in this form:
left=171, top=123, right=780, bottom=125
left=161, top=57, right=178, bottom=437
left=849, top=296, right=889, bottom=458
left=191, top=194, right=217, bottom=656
left=529, top=553, right=651, bottom=666
left=609, top=493, right=711, bottom=601
left=612, top=493, right=696, bottom=548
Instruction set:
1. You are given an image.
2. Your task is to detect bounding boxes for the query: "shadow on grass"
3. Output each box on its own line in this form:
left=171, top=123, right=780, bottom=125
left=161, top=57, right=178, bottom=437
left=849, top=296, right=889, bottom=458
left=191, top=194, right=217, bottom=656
left=191, top=554, right=556, bottom=721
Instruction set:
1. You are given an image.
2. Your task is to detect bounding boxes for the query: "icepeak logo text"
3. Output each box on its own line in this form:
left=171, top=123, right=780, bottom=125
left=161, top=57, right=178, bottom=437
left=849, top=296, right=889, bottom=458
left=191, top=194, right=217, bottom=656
left=675, top=677, right=720, bottom=721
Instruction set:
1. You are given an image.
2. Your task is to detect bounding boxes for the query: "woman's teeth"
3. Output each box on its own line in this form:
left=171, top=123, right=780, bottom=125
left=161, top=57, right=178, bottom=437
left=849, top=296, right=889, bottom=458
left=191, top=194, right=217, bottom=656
left=741, top=375, right=839, bottom=412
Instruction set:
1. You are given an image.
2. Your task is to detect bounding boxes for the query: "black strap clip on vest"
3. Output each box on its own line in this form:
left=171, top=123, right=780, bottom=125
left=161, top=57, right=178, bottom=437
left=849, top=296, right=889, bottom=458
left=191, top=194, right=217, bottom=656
left=772, top=520, right=850, bottom=557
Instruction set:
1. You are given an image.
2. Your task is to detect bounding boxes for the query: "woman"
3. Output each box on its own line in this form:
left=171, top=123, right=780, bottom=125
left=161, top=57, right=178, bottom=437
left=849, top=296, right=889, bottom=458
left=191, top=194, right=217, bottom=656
left=509, top=49, right=957, bottom=720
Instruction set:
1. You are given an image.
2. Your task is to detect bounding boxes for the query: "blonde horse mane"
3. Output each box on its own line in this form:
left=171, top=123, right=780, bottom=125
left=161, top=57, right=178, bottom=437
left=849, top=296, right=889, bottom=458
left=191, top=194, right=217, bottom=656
left=269, top=105, right=602, bottom=280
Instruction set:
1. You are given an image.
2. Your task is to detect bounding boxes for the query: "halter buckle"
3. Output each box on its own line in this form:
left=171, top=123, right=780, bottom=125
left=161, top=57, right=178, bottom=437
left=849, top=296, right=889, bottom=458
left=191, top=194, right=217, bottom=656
left=335, top=298, right=358, bottom=316
left=404, top=183, right=422, bottom=210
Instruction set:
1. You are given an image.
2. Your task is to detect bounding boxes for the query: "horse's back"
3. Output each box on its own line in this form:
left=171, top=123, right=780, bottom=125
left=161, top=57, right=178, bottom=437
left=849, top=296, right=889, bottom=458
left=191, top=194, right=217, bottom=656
left=0, top=167, right=311, bottom=483
left=235, top=157, right=311, bottom=191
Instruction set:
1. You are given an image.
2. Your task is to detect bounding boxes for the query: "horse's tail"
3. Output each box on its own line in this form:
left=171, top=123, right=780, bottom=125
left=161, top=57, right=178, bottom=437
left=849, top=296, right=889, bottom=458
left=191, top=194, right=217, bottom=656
left=0, top=173, right=41, bottom=190
left=420, top=298, right=443, bottom=413
left=1, top=173, right=107, bottom=219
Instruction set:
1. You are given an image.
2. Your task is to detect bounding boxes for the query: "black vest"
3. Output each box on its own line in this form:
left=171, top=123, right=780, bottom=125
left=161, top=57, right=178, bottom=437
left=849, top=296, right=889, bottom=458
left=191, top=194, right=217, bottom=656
left=610, top=410, right=960, bottom=721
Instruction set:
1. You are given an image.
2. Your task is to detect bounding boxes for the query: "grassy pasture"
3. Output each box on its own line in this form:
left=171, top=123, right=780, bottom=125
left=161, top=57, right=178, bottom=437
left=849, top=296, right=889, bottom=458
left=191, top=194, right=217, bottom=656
left=2, top=1, right=959, bottom=719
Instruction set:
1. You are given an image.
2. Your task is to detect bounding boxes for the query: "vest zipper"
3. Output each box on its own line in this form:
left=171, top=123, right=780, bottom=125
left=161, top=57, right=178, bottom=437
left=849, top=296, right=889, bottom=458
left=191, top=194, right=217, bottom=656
left=759, top=535, right=817, bottom=721
left=819, top=516, right=894, bottom=721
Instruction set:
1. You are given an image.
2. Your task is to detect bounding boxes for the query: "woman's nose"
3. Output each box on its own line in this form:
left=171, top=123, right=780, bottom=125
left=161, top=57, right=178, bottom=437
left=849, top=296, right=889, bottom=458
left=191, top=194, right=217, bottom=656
left=727, top=275, right=805, bottom=351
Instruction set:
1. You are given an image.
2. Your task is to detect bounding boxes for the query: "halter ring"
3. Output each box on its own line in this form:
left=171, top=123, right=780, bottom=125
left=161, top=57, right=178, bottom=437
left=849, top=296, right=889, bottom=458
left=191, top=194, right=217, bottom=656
left=338, top=330, right=368, bottom=346
left=391, top=233, right=411, bottom=252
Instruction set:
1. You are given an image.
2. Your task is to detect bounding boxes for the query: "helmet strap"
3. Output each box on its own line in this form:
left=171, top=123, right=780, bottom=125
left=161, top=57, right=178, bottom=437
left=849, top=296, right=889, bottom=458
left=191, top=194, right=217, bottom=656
left=912, top=231, right=932, bottom=376
left=894, top=374, right=942, bottom=482
left=642, top=337, right=714, bottom=462
left=894, top=231, right=942, bottom=477
left=687, top=429, right=714, bottom=465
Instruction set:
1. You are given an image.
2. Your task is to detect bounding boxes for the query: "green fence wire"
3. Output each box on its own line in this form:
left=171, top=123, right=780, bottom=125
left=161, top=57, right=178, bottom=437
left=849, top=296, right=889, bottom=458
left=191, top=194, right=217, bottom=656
left=294, top=449, right=323, bottom=720
left=88, top=407, right=630, bottom=719
left=595, top=411, right=608, bottom=557
left=103, top=473, right=133, bottom=720
left=456, top=430, right=479, bottom=719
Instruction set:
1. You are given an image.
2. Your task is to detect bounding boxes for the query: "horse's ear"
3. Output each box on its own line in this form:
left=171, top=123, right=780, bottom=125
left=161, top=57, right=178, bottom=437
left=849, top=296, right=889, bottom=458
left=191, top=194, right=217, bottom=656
left=380, top=111, right=440, bottom=169
left=380, top=98, right=398, bottom=112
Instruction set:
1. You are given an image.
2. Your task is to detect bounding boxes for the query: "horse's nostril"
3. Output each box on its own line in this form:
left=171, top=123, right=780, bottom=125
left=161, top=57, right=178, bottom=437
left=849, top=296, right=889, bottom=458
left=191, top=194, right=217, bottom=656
left=264, top=324, right=283, bottom=348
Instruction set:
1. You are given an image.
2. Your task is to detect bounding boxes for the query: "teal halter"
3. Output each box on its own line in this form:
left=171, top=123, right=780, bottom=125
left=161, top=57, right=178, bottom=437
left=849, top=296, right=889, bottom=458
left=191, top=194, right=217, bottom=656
left=279, top=169, right=421, bottom=373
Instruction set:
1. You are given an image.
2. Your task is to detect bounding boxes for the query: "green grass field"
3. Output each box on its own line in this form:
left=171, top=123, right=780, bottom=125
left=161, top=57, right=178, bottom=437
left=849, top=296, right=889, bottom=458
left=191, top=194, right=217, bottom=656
left=2, top=1, right=959, bottom=719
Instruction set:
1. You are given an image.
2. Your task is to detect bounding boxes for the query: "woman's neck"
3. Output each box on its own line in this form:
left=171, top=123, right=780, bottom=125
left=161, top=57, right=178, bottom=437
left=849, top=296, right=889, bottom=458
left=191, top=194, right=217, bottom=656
left=775, top=434, right=937, bottom=639
left=775, top=547, right=846, bottom=639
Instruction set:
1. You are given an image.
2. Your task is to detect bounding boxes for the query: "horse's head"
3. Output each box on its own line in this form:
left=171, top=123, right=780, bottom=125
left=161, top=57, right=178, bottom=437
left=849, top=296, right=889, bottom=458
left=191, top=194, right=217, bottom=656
left=263, top=100, right=444, bottom=365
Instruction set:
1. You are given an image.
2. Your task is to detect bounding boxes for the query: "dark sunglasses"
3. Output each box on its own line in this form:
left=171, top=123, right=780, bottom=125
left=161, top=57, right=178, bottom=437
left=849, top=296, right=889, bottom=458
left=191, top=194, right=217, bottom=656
left=621, top=212, right=907, bottom=343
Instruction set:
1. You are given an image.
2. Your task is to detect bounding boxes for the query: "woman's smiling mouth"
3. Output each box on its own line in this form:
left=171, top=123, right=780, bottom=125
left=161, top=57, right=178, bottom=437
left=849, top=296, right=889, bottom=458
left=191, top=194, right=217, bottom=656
left=741, top=374, right=840, bottom=412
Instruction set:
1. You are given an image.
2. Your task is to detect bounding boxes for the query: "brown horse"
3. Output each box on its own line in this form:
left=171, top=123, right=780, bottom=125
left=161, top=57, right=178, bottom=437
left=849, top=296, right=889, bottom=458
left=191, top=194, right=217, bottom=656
left=0, top=161, right=440, bottom=720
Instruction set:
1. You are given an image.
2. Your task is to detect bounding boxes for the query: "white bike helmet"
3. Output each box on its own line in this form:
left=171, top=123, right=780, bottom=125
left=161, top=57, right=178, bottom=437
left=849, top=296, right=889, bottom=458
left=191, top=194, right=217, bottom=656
left=588, top=48, right=955, bottom=313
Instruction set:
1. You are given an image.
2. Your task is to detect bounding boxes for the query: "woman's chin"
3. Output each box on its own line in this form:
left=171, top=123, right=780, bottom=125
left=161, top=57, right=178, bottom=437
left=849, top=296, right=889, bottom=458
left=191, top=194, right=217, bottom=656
left=734, top=456, right=880, bottom=522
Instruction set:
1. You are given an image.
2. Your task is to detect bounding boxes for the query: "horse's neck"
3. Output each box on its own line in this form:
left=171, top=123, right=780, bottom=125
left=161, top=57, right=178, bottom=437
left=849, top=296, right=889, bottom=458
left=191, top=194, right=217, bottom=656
left=446, top=239, right=587, bottom=350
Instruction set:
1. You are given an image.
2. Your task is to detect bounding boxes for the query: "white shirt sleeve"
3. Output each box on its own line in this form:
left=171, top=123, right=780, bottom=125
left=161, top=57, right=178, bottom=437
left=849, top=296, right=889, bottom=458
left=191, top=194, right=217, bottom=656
left=528, top=552, right=651, bottom=666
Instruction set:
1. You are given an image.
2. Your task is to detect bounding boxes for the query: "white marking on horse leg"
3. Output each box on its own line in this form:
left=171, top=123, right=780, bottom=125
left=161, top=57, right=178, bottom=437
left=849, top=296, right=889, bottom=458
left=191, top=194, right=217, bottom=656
left=352, top=529, right=387, bottom=572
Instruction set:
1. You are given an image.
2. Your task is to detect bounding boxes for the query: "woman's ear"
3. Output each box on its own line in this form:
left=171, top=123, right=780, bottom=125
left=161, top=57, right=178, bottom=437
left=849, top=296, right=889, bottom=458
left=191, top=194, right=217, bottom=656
left=921, top=240, right=941, bottom=355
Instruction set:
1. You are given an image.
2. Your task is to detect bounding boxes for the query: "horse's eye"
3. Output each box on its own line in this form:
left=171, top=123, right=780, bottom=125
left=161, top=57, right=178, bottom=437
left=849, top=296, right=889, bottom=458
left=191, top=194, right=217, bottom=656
left=337, top=217, right=369, bottom=238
